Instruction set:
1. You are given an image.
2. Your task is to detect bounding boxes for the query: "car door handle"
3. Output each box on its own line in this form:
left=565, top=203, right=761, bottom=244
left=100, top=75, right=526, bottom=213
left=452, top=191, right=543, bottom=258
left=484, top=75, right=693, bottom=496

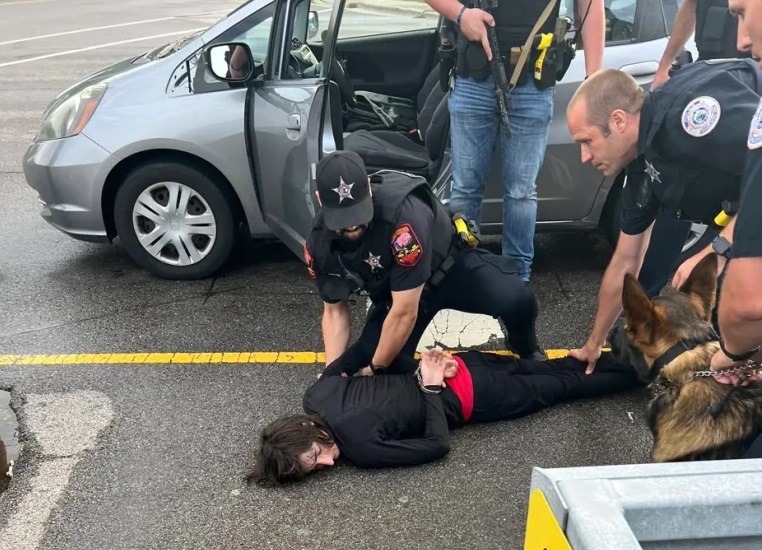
left=619, top=61, right=659, bottom=77
left=286, top=114, right=301, bottom=130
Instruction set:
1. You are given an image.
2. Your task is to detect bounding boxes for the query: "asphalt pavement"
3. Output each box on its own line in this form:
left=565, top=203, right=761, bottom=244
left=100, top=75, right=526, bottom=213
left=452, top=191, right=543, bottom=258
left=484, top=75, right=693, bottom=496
left=0, top=1, right=654, bottom=549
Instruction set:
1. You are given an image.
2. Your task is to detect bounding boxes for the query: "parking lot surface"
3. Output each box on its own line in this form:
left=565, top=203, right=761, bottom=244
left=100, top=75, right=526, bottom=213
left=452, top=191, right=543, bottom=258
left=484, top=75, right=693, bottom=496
left=0, top=1, right=653, bottom=549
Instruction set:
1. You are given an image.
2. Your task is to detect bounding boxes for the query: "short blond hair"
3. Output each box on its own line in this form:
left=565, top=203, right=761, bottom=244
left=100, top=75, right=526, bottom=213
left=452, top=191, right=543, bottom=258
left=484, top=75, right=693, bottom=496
left=568, top=69, right=645, bottom=135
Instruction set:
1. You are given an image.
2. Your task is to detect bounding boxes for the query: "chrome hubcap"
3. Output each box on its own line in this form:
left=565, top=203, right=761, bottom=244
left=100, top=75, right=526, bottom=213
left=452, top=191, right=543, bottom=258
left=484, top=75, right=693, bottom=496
left=132, top=181, right=217, bottom=266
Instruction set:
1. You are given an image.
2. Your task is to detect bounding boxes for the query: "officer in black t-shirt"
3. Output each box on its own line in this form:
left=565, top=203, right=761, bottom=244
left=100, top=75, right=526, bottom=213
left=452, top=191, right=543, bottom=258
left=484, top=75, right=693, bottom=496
left=708, top=2, right=762, bottom=449
left=304, top=151, right=546, bottom=377
left=564, top=58, right=762, bottom=374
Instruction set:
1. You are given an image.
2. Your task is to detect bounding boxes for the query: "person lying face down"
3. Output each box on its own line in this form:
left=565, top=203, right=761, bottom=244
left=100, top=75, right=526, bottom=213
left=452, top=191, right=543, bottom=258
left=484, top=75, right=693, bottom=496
left=248, top=347, right=642, bottom=486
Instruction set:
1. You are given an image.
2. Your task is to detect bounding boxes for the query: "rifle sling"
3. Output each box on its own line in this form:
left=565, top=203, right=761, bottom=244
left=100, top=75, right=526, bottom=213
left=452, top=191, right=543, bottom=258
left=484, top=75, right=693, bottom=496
left=508, top=0, right=558, bottom=88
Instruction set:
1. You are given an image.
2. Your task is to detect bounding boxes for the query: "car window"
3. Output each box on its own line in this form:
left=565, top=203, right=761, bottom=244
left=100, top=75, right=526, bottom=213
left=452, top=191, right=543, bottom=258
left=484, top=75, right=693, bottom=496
left=307, top=0, right=438, bottom=45
left=560, top=0, right=636, bottom=43
left=189, top=1, right=276, bottom=94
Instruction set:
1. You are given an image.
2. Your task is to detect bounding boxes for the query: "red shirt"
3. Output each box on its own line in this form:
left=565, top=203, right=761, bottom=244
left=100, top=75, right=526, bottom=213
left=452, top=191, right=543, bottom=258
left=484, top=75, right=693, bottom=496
left=446, top=355, right=474, bottom=423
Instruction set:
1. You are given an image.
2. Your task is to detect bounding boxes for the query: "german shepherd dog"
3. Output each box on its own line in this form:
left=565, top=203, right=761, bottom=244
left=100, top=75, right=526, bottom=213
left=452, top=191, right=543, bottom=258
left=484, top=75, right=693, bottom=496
left=608, top=253, right=762, bottom=462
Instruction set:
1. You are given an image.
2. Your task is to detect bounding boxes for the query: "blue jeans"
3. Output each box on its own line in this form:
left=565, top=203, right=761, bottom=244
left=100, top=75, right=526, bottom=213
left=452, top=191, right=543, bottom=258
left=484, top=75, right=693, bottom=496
left=448, top=74, right=554, bottom=281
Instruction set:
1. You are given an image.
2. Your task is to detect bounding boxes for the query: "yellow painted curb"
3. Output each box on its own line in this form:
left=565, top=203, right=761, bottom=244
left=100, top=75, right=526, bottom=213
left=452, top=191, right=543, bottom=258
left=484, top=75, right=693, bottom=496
left=0, top=348, right=608, bottom=366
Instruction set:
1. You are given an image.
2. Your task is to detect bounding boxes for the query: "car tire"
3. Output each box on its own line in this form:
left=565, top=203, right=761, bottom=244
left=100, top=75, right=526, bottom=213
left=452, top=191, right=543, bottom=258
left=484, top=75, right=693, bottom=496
left=113, top=161, right=237, bottom=280
left=601, top=176, right=719, bottom=264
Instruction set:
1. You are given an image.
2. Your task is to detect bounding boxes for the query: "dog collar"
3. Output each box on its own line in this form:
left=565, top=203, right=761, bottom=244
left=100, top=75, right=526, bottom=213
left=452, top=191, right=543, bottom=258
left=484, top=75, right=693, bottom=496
left=650, top=337, right=709, bottom=377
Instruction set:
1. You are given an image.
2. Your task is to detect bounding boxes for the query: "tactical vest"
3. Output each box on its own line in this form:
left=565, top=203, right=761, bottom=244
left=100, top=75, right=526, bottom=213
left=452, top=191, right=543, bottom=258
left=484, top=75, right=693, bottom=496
left=492, top=0, right=560, bottom=49
left=695, top=0, right=742, bottom=60
left=641, top=60, right=760, bottom=222
left=309, top=170, right=455, bottom=304
left=455, top=0, right=565, bottom=89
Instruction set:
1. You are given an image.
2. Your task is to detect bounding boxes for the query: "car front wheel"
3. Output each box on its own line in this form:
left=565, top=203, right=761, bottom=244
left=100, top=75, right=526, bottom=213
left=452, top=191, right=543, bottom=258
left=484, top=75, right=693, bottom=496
left=113, top=161, right=237, bottom=280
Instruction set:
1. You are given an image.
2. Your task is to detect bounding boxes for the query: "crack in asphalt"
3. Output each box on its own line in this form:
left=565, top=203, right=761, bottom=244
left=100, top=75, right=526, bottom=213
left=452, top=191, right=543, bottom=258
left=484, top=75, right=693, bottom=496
left=0, top=284, right=318, bottom=341
left=553, top=270, right=571, bottom=300
left=201, top=276, right=218, bottom=306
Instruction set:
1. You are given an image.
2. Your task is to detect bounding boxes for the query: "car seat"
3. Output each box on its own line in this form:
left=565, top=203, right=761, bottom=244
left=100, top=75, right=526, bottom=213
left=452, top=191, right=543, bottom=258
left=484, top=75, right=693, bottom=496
left=344, top=62, right=442, bottom=133
left=342, top=83, right=450, bottom=180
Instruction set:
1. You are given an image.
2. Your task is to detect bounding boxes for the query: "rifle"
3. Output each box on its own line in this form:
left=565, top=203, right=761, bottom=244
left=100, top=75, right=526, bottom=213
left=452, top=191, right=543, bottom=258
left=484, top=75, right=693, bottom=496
left=438, top=17, right=457, bottom=92
left=471, top=0, right=512, bottom=137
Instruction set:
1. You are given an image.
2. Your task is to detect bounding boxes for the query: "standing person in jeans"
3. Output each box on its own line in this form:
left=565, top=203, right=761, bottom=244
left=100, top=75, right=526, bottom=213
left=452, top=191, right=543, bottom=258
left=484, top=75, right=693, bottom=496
left=425, top=0, right=605, bottom=282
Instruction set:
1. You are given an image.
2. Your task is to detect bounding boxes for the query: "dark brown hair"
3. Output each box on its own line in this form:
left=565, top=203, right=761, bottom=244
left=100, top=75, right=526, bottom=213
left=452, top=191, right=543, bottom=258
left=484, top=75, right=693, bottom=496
left=246, top=414, right=335, bottom=487
left=568, top=68, right=645, bottom=136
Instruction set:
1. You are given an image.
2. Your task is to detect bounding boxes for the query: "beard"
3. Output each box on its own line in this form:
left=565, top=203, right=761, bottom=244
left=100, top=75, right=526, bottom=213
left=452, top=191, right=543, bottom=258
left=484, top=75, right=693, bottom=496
left=336, top=224, right=368, bottom=242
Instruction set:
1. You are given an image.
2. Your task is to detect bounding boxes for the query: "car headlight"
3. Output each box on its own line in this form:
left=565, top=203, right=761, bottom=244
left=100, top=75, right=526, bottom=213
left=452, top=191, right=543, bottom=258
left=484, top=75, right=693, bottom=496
left=35, top=82, right=108, bottom=142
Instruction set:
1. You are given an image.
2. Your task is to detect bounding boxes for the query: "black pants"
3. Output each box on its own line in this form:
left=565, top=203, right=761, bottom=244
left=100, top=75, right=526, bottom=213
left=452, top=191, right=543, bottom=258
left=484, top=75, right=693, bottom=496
left=339, top=247, right=540, bottom=375
left=455, top=350, right=642, bottom=425
left=637, top=211, right=691, bottom=298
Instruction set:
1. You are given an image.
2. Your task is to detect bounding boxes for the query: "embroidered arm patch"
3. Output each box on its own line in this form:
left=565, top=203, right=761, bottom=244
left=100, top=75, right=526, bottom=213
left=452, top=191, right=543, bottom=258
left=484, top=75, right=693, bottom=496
left=391, top=223, right=423, bottom=266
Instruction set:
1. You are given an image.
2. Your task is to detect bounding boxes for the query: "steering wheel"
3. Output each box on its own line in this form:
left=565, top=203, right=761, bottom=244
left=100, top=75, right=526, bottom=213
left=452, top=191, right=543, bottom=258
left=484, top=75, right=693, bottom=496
left=288, top=37, right=355, bottom=106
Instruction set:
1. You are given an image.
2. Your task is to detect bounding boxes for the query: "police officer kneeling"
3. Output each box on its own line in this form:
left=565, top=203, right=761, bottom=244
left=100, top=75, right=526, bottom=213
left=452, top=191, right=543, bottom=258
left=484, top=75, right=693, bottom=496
left=564, top=58, right=762, bottom=374
left=304, top=151, right=545, bottom=376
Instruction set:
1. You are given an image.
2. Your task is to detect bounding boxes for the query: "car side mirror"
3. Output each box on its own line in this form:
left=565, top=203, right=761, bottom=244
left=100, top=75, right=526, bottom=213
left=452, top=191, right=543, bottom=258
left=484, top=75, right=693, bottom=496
left=204, top=42, right=254, bottom=83
left=308, top=10, right=319, bottom=39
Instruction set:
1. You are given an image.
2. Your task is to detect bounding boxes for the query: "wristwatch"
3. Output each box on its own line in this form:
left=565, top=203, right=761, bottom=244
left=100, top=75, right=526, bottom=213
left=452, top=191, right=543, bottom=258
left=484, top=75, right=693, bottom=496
left=712, top=236, right=732, bottom=259
left=720, top=338, right=760, bottom=362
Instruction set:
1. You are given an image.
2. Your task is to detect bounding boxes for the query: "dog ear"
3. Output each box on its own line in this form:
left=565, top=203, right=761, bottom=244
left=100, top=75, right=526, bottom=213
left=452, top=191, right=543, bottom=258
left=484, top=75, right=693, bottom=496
left=681, top=253, right=718, bottom=321
left=622, top=272, right=655, bottom=342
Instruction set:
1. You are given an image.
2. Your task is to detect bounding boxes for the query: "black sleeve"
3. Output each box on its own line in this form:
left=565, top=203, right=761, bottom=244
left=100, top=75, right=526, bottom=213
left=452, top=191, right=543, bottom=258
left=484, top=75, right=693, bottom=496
left=304, top=235, right=351, bottom=303
left=330, top=395, right=451, bottom=468
left=388, top=195, right=434, bottom=292
left=619, top=160, right=659, bottom=235
left=662, top=71, right=760, bottom=176
left=733, top=107, right=762, bottom=258
left=321, top=339, right=374, bottom=377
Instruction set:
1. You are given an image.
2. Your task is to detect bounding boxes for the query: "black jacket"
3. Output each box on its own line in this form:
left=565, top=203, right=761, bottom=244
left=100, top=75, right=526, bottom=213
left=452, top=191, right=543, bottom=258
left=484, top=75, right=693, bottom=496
left=303, top=373, right=458, bottom=469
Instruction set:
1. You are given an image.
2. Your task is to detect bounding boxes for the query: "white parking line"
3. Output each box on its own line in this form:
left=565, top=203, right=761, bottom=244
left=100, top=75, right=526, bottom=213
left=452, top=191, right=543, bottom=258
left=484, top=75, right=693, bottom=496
left=0, top=0, right=55, bottom=7
left=0, top=391, right=114, bottom=550
left=0, top=28, right=206, bottom=68
left=0, top=11, right=227, bottom=47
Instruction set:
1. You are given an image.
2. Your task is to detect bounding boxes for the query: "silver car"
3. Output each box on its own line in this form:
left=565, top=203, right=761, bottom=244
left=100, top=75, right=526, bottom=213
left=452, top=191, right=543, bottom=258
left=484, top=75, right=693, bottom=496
left=22, top=0, right=699, bottom=280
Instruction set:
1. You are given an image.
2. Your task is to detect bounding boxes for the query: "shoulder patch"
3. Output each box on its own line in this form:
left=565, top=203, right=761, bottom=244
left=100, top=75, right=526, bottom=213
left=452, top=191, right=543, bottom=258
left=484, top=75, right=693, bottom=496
left=748, top=101, right=762, bottom=150
left=390, top=223, right=423, bottom=266
left=681, top=96, right=721, bottom=137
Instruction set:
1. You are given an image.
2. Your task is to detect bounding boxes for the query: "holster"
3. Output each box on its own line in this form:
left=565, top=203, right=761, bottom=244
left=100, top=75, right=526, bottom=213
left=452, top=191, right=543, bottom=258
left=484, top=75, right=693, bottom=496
left=455, top=14, right=571, bottom=89
left=426, top=215, right=480, bottom=291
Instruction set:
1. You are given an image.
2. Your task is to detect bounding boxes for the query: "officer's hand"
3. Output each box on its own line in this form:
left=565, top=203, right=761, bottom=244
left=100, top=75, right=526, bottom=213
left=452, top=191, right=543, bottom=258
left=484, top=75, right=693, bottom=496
left=459, top=8, right=495, bottom=61
left=710, top=349, right=761, bottom=386
left=649, top=68, right=670, bottom=91
left=671, top=252, right=725, bottom=290
left=569, top=343, right=602, bottom=375
left=358, top=366, right=374, bottom=376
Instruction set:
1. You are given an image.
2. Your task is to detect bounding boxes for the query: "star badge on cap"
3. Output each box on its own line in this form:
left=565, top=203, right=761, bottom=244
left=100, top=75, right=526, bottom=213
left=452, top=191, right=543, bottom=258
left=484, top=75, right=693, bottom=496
left=333, top=177, right=355, bottom=203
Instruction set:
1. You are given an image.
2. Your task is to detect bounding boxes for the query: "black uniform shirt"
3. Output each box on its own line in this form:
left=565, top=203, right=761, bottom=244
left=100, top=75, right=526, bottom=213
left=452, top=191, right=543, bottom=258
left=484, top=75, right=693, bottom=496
left=305, top=193, right=435, bottom=303
left=733, top=98, right=762, bottom=259
left=621, top=61, right=760, bottom=235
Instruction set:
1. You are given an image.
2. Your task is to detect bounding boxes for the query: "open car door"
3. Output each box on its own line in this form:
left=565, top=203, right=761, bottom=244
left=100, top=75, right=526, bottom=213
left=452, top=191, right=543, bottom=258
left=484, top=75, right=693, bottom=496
left=246, top=0, right=346, bottom=258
